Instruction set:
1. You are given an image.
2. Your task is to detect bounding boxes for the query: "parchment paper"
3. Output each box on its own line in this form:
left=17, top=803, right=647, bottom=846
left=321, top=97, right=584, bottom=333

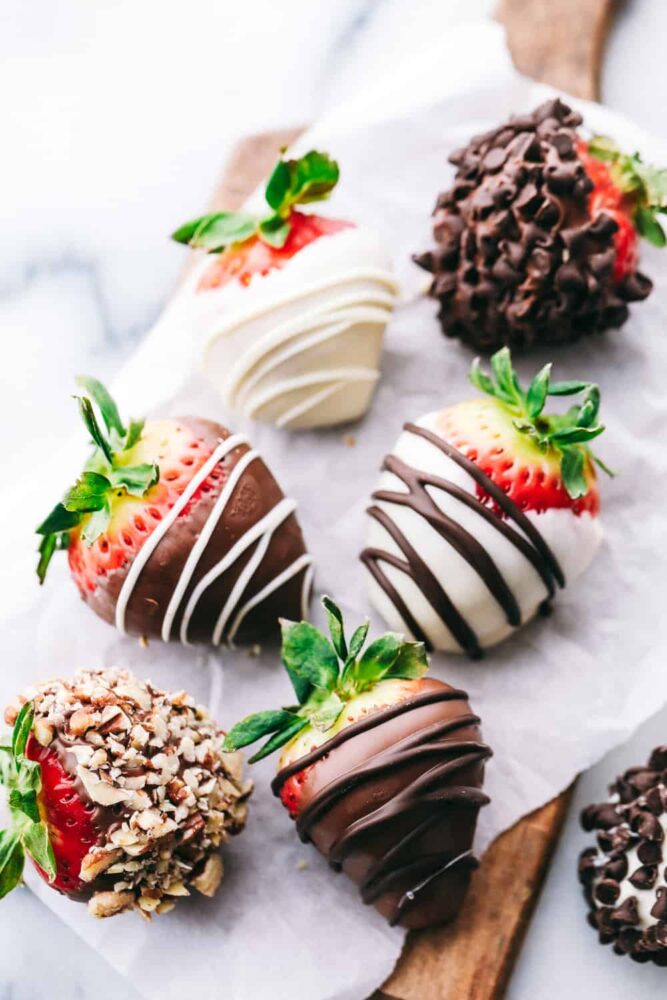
left=3, top=26, right=667, bottom=1000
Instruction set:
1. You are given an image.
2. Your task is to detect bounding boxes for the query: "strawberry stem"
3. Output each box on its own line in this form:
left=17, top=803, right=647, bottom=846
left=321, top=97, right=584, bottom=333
left=224, top=596, right=429, bottom=763
left=469, top=348, right=610, bottom=500
left=588, top=135, right=667, bottom=248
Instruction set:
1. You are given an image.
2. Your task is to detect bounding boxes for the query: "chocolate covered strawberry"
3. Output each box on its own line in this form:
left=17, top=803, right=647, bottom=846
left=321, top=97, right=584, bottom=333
left=361, top=348, right=609, bottom=657
left=0, top=667, right=251, bottom=916
left=36, top=377, right=312, bottom=644
left=171, top=150, right=398, bottom=430
left=224, top=596, right=491, bottom=929
left=415, top=98, right=666, bottom=351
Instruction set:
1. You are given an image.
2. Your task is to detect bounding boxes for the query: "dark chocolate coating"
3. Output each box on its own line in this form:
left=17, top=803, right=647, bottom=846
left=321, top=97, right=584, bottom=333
left=272, top=678, right=491, bottom=929
left=414, top=98, right=652, bottom=352
left=78, top=417, right=311, bottom=644
left=579, top=746, right=667, bottom=965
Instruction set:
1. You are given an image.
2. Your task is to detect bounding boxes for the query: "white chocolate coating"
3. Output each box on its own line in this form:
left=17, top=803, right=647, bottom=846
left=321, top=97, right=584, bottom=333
left=179, top=225, right=398, bottom=429
left=364, top=412, right=602, bottom=654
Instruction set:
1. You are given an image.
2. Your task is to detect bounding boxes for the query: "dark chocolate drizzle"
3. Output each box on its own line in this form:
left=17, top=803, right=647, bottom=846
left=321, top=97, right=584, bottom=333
left=273, top=688, right=491, bottom=926
left=360, top=422, right=565, bottom=658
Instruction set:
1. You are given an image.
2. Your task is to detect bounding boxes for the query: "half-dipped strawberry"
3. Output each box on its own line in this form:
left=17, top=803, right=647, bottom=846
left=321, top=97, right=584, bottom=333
left=171, top=150, right=398, bottom=430
left=415, top=98, right=665, bottom=352
left=361, top=348, right=609, bottom=657
left=224, top=596, right=491, bottom=929
left=36, top=377, right=312, bottom=644
left=0, top=667, right=251, bottom=916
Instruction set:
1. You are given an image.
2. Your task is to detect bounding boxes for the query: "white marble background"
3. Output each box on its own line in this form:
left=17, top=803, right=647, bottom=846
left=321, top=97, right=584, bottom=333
left=2, top=1, right=667, bottom=997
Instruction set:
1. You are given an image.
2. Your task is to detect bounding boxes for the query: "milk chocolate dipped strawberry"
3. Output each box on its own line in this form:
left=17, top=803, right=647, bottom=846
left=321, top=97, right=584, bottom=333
left=0, top=667, right=251, bottom=916
left=172, top=150, right=398, bottom=429
left=36, top=377, right=312, bottom=644
left=224, top=597, right=491, bottom=929
left=415, top=98, right=666, bottom=351
left=361, top=349, right=608, bottom=657
left=579, top=746, right=667, bottom=964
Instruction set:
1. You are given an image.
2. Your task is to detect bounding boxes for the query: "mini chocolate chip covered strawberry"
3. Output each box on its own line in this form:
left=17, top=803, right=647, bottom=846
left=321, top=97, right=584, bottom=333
left=0, top=667, right=251, bottom=916
left=415, top=98, right=666, bottom=352
left=361, top=348, right=609, bottom=657
left=224, top=596, right=491, bottom=929
left=171, top=150, right=398, bottom=430
left=36, top=377, right=312, bottom=644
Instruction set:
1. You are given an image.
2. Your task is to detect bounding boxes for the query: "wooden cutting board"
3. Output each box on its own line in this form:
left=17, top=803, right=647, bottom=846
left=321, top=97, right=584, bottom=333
left=206, top=2, right=612, bottom=996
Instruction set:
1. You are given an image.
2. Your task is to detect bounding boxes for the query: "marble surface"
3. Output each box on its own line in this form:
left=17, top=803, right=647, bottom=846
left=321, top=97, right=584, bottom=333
left=2, top=0, right=667, bottom=997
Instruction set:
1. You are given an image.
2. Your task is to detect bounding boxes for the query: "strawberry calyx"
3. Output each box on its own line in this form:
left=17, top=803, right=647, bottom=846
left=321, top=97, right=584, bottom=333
left=35, top=377, right=158, bottom=584
left=469, top=348, right=611, bottom=501
left=172, top=149, right=340, bottom=257
left=586, top=135, right=667, bottom=248
left=223, top=596, right=429, bottom=764
left=0, top=703, right=56, bottom=899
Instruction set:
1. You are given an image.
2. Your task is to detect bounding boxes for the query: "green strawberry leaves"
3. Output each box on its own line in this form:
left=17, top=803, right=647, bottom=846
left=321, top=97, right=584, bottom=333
left=35, top=378, right=156, bottom=582
left=172, top=150, right=339, bottom=256
left=224, top=596, right=429, bottom=763
left=0, top=703, right=57, bottom=898
left=588, top=135, right=667, bottom=248
left=470, top=347, right=611, bottom=500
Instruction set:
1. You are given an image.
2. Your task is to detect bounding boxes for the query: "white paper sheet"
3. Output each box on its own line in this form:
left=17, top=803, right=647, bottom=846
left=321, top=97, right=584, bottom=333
left=3, top=23, right=667, bottom=1000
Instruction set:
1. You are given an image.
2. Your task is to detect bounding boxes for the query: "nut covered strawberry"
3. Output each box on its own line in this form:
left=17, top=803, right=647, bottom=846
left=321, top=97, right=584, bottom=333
left=361, top=348, right=609, bottom=657
left=0, top=667, right=252, bottom=916
left=224, top=596, right=491, bottom=929
left=36, top=378, right=312, bottom=644
left=415, top=98, right=666, bottom=352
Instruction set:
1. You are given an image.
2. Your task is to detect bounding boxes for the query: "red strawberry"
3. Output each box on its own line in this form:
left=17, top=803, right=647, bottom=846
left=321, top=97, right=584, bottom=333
left=414, top=99, right=664, bottom=352
left=361, top=349, right=608, bottom=658
left=0, top=667, right=251, bottom=916
left=198, top=211, right=351, bottom=291
left=225, top=596, right=491, bottom=929
left=25, top=735, right=101, bottom=898
left=577, top=140, right=639, bottom=281
left=35, top=377, right=311, bottom=645
left=172, top=149, right=349, bottom=292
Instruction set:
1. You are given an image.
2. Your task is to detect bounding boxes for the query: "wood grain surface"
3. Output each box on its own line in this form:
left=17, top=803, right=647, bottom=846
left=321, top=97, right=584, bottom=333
left=207, top=3, right=616, bottom=986
left=499, top=0, right=614, bottom=100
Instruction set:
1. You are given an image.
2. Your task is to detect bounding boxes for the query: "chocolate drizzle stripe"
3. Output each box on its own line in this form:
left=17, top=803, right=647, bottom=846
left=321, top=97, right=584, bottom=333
left=271, top=688, right=469, bottom=794
left=361, top=421, right=565, bottom=657
left=405, top=423, right=564, bottom=587
left=364, top=505, right=482, bottom=657
left=378, top=454, right=522, bottom=625
left=326, top=764, right=491, bottom=864
left=390, top=849, right=478, bottom=926
left=295, top=739, right=490, bottom=839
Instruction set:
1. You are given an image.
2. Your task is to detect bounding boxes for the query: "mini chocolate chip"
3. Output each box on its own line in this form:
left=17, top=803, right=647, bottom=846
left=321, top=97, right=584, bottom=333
left=588, top=212, right=619, bottom=241
left=595, top=879, right=621, bottom=904
left=629, top=864, right=658, bottom=890
left=618, top=271, right=653, bottom=302
left=581, top=802, right=621, bottom=832
left=552, top=132, right=575, bottom=159
left=645, top=787, right=664, bottom=817
left=611, top=897, right=640, bottom=926
left=649, top=748, right=667, bottom=771
left=652, top=887, right=667, bottom=921
left=603, top=855, right=629, bottom=882
left=482, top=147, right=508, bottom=173
left=616, top=927, right=642, bottom=954
left=638, top=839, right=663, bottom=865
left=633, top=811, right=663, bottom=842
left=627, top=768, right=658, bottom=794
left=555, top=264, right=586, bottom=294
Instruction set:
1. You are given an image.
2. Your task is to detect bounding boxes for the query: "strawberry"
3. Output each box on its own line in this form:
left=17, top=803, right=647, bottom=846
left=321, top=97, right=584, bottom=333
left=0, top=667, right=251, bottom=916
left=225, top=596, right=491, bottom=929
left=415, top=99, right=665, bottom=352
left=197, top=212, right=351, bottom=291
left=25, top=734, right=101, bottom=898
left=361, top=349, right=609, bottom=657
left=35, top=377, right=311, bottom=644
left=448, top=347, right=608, bottom=515
left=172, top=149, right=351, bottom=291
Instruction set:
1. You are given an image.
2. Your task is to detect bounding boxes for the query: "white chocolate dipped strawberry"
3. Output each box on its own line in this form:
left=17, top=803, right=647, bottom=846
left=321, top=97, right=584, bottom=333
left=361, top=349, right=609, bottom=657
left=172, top=151, right=398, bottom=430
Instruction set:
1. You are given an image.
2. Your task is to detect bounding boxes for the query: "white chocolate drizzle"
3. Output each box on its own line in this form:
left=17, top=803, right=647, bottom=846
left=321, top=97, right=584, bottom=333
left=114, top=434, right=312, bottom=644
